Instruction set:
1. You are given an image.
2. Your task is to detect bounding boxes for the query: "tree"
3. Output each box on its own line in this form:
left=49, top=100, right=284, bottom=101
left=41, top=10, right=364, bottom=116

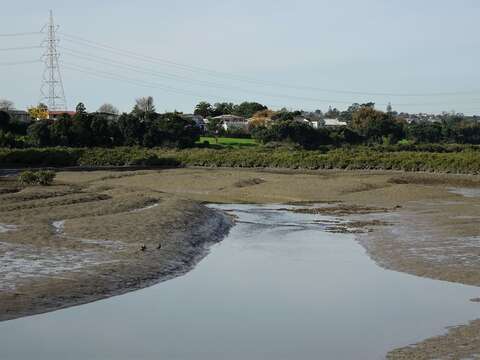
left=50, top=114, right=73, bottom=146
left=325, top=106, right=340, bottom=118
left=248, top=109, right=276, bottom=131
left=90, top=115, right=113, bottom=146
left=28, top=104, right=49, bottom=120
left=233, top=102, right=267, bottom=118
left=339, top=103, right=361, bottom=124
left=0, top=111, right=10, bottom=131
left=118, top=113, right=144, bottom=145
left=70, top=105, right=93, bottom=146
left=76, top=102, right=87, bottom=115
left=97, top=103, right=119, bottom=115
left=133, top=96, right=155, bottom=120
left=251, top=119, right=332, bottom=149
left=153, top=113, right=200, bottom=148
left=351, top=106, right=404, bottom=144
left=271, top=110, right=301, bottom=122
left=386, top=102, right=393, bottom=114
left=27, top=121, right=51, bottom=146
left=212, top=102, right=235, bottom=116
left=0, top=99, right=14, bottom=111
left=206, top=117, right=223, bottom=143
left=194, top=101, right=213, bottom=118
left=406, top=122, right=442, bottom=143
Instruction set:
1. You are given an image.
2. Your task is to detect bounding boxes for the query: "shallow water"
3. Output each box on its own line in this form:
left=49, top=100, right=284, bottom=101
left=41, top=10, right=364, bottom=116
left=449, top=187, right=480, bottom=198
left=1, top=204, right=479, bottom=360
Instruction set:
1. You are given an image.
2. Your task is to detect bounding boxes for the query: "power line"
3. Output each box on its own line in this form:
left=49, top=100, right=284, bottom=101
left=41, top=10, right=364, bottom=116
left=59, top=31, right=480, bottom=98
left=58, top=47, right=480, bottom=107
left=62, top=59, right=478, bottom=108
left=0, top=59, right=41, bottom=66
left=0, top=31, right=41, bottom=37
left=60, top=46, right=365, bottom=104
left=59, top=46, right=234, bottom=89
left=62, top=62, right=290, bottom=109
left=62, top=63, right=156, bottom=89
left=62, top=61, right=220, bottom=98
left=0, top=45, right=42, bottom=51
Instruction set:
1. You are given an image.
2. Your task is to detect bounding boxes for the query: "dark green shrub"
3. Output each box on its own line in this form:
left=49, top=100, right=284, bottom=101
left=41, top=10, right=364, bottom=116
left=18, top=170, right=56, bottom=186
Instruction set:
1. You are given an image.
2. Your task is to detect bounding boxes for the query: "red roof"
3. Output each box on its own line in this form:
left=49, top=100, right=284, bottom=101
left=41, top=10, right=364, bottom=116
left=49, top=111, right=76, bottom=116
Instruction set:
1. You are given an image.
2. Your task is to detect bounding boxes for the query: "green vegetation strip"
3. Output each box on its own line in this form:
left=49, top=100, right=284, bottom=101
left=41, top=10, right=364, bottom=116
left=1, top=147, right=479, bottom=174
left=198, top=137, right=257, bottom=148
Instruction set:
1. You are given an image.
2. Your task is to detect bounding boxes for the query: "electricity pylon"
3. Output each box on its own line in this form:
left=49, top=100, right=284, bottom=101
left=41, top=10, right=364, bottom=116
left=40, top=10, right=67, bottom=111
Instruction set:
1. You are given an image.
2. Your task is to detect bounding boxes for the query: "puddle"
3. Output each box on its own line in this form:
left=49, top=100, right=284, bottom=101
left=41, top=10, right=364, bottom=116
left=130, top=203, right=160, bottom=213
left=449, top=187, right=480, bottom=198
left=52, top=220, right=65, bottom=234
left=0, top=224, right=17, bottom=233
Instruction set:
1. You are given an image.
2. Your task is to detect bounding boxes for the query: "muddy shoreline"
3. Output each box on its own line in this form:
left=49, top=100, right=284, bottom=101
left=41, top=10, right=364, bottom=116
left=0, top=181, right=233, bottom=321
left=1, top=168, right=480, bottom=358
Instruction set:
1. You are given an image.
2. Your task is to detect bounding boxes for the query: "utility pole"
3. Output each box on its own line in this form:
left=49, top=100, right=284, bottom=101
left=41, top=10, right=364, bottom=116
left=40, top=10, right=67, bottom=111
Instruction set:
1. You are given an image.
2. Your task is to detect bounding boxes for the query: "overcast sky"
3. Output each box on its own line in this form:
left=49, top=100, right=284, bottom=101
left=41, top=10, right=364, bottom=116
left=1, top=0, right=479, bottom=114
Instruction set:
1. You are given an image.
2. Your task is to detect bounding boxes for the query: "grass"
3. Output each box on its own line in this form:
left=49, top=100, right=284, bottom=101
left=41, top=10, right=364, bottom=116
left=197, top=137, right=257, bottom=148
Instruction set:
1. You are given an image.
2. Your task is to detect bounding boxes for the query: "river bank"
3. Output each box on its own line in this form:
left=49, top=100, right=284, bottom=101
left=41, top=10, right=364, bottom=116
left=0, top=176, right=232, bottom=321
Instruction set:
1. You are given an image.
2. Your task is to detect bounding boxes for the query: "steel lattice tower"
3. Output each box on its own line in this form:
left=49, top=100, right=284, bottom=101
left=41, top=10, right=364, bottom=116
left=40, top=10, right=67, bottom=111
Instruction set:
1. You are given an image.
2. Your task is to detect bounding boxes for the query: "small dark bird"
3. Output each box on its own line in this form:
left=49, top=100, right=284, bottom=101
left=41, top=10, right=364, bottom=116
left=140, top=244, right=147, bottom=252
left=157, top=243, right=162, bottom=250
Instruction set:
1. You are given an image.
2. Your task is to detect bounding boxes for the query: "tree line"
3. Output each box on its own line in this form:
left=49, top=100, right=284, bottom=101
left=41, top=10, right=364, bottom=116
left=250, top=105, right=480, bottom=149
left=1, top=97, right=480, bottom=149
left=0, top=100, right=200, bottom=148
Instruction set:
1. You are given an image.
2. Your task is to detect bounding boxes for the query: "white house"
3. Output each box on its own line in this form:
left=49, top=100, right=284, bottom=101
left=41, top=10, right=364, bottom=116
left=324, top=118, right=347, bottom=127
left=293, top=115, right=325, bottom=129
left=213, top=115, right=248, bottom=131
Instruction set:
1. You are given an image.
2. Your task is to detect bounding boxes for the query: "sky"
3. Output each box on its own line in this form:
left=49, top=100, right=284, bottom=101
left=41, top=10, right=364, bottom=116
left=1, top=0, right=480, bottom=115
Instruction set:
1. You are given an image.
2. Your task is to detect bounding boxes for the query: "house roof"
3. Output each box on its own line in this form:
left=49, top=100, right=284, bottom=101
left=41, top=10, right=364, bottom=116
left=213, top=114, right=247, bottom=122
left=6, top=110, right=29, bottom=115
left=324, top=118, right=347, bottom=126
left=49, top=111, right=76, bottom=116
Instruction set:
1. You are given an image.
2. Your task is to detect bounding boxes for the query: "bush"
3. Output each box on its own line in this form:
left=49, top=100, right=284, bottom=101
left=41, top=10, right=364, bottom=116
left=18, top=170, right=56, bottom=186
left=0, top=148, right=81, bottom=166
left=2, top=146, right=480, bottom=174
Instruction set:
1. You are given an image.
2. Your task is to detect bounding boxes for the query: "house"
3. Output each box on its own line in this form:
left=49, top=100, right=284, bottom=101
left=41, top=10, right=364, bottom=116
left=6, top=110, right=32, bottom=123
left=324, top=118, right=347, bottom=127
left=48, top=111, right=76, bottom=120
left=213, top=115, right=248, bottom=131
left=93, top=112, right=120, bottom=122
left=181, top=114, right=206, bottom=130
left=293, top=115, right=325, bottom=129
left=309, top=120, right=324, bottom=129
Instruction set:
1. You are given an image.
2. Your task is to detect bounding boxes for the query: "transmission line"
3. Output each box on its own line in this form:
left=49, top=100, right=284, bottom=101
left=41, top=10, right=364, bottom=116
left=0, top=45, right=42, bottom=51
left=0, top=31, right=42, bottom=37
left=0, top=59, right=42, bottom=66
left=58, top=31, right=480, bottom=98
left=58, top=47, right=479, bottom=107
left=62, top=61, right=222, bottom=98
left=62, top=58, right=476, bottom=108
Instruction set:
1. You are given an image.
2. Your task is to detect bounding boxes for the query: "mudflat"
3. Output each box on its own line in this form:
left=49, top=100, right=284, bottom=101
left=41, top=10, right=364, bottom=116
left=1, top=167, right=480, bottom=359
left=0, top=172, right=232, bottom=322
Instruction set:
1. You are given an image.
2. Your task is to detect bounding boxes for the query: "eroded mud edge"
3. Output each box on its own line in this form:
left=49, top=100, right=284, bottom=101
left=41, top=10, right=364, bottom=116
left=0, top=202, right=233, bottom=322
